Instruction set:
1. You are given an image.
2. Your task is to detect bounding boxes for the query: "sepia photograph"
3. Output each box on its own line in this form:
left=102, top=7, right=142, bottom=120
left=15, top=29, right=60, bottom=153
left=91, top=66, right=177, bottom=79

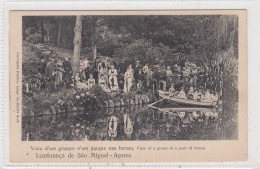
left=21, top=14, right=239, bottom=141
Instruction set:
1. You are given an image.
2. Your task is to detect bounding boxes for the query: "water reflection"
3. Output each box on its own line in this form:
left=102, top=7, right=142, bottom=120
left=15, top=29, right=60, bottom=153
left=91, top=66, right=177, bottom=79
left=22, top=101, right=237, bottom=141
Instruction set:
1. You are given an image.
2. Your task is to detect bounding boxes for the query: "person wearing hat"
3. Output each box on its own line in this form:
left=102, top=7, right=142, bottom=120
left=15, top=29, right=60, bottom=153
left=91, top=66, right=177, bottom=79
left=45, top=58, right=55, bottom=81
left=38, top=56, right=46, bottom=75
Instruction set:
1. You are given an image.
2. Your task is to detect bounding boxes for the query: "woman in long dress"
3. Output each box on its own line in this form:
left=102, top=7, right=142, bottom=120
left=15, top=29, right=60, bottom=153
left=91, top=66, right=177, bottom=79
left=178, top=87, right=187, bottom=99
left=54, top=59, right=65, bottom=87
left=99, top=74, right=111, bottom=92
left=123, top=67, right=134, bottom=93
left=98, top=62, right=108, bottom=84
left=128, top=64, right=134, bottom=74
left=108, top=65, right=119, bottom=91
left=87, top=74, right=95, bottom=89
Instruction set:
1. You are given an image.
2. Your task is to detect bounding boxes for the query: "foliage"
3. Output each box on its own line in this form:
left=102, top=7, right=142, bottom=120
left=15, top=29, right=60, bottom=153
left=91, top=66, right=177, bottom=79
left=23, top=15, right=238, bottom=67
left=22, top=15, right=239, bottom=116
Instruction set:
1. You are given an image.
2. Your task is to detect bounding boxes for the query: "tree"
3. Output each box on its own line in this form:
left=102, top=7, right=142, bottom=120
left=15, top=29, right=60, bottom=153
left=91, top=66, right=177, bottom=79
left=72, top=15, right=83, bottom=75
left=41, top=17, right=45, bottom=43
left=55, top=16, right=63, bottom=47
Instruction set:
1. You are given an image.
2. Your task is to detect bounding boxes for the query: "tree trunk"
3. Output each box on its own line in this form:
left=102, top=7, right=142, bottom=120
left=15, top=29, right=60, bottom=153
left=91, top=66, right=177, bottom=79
left=46, top=21, right=50, bottom=42
left=57, top=20, right=61, bottom=47
left=72, top=15, right=82, bottom=76
left=22, top=17, right=27, bottom=40
left=92, top=41, right=97, bottom=61
left=41, top=17, right=45, bottom=43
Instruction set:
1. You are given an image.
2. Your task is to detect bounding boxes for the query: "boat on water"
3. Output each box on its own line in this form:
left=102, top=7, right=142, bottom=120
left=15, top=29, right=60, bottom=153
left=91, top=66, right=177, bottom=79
left=157, top=90, right=217, bottom=107
left=159, top=107, right=216, bottom=112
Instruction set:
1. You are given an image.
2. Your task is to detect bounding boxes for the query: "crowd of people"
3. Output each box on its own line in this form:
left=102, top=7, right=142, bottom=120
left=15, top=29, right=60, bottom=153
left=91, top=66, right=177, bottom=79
left=26, top=55, right=222, bottom=104
left=31, top=56, right=73, bottom=90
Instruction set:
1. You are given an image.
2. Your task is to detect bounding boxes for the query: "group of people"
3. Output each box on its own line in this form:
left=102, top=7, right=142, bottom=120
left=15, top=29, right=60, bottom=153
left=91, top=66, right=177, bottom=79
left=74, top=61, right=120, bottom=92
left=167, top=85, right=219, bottom=103
left=33, top=54, right=222, bottom=103
left=36, top=56, right=72, bottom=90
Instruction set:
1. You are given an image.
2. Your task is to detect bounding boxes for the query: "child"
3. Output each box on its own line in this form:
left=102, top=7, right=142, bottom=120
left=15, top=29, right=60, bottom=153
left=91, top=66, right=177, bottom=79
left=211, top=92, right=219, bottom=102
left=99, top=74, right=111, bottom=93
left=188, top=87, right=194, bottom=99
left=169, top=84, right=177, bottom=96
left=178, top=87, right=186, bottom=99
left=136, top=79, right=143, bottom=93
left=87, top=74, right=95, bottom=89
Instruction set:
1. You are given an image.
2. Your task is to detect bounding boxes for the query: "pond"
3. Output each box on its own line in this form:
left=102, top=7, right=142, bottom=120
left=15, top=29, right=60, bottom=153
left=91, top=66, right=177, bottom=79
left=22, top=96, right=238, bottom=141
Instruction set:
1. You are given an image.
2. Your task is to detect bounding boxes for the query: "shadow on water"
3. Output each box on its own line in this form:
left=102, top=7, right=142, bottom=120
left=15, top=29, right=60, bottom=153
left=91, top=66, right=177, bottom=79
left=22, top=95, right=238, bottom=141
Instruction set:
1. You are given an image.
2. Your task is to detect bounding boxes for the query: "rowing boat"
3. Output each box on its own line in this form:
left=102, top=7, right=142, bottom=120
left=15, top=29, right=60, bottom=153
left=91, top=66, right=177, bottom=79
left=158, top=90, right=217, bottom=107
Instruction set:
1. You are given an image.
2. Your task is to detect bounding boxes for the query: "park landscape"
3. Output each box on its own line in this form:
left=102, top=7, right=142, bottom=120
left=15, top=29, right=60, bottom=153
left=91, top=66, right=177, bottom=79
left=22, top=15, right=239, bottom=141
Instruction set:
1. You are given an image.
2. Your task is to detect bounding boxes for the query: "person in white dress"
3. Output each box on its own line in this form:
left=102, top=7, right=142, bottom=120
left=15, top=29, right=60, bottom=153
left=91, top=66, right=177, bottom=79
left=87, top=74, right=95, bottom=89
left=99, top=74, right=111, bottom=93
left=178, top=87, right=187, bottom=99
left=193, top=90, right=199, bottom=100
left=128, top=64, right=134, bottom=75
left=123, top=67, right=134, bottom=93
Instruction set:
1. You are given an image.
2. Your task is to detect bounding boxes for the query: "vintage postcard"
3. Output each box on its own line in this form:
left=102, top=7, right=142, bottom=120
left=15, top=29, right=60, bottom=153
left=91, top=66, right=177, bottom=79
left=9, top=10, right=247, bottom=163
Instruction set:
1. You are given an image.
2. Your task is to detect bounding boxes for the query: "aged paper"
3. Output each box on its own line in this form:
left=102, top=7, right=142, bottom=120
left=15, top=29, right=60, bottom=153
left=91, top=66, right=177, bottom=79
left=9, top=10, right=247, bottom=163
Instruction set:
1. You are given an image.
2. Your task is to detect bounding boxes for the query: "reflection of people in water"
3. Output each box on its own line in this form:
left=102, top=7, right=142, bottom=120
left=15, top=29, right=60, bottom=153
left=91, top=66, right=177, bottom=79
left=97, top=121, right=108, bottom=141
left=165, top=119, right=172, bottom=132
left=123, top=114, right=134, bottom=139
left=192, top=111, right=200, bottom=120
left=107, top=116, right=118, bottom=140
